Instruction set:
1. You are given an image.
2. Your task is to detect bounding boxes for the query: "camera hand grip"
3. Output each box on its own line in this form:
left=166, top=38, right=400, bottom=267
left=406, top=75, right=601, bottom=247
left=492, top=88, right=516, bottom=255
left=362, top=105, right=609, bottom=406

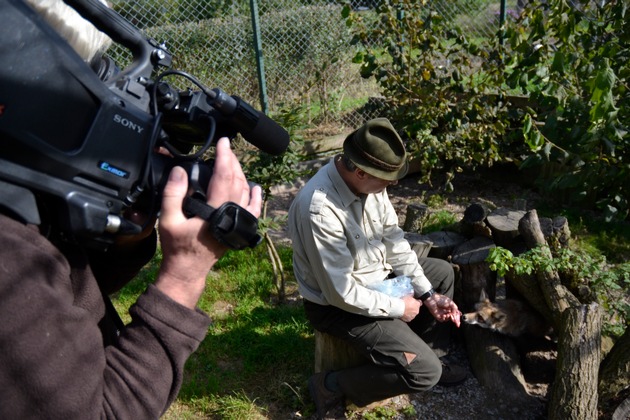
left=182, top=197, right=262, bottom=250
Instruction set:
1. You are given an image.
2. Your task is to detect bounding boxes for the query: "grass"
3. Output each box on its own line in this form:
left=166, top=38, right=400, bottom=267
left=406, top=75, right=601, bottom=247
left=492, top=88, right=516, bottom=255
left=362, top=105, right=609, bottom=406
left=112, top=200, right=629, bottom=419
left=112, top=245, right=317, bottom=419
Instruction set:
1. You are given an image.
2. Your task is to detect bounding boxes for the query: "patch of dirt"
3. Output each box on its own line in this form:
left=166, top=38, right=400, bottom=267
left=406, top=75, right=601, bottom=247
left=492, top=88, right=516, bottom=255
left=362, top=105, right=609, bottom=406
left=265, top=163, right=555, bottom=419
left=266, top=162, right=542, bottom=245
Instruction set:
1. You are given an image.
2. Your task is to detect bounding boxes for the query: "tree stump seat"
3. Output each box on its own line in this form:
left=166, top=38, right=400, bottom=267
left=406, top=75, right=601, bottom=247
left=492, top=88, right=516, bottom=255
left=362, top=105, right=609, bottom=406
left=314, top=330, right=365, bottom=373
left=313, top=330, right=400, bottom=411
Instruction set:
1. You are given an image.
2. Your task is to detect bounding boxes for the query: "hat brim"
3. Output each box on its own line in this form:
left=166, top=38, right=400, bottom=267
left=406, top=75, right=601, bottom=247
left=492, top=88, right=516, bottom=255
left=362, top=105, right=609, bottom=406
left=344, top=138, right=409, bottom=181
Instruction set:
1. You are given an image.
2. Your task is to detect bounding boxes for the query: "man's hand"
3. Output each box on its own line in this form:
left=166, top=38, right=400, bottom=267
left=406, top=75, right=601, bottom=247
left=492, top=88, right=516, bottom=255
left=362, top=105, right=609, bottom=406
left=155, top=137, right=262, bottom=309
left=400, top=295, right=422, bottom=322
left=423, top=293, right=461, bottom=327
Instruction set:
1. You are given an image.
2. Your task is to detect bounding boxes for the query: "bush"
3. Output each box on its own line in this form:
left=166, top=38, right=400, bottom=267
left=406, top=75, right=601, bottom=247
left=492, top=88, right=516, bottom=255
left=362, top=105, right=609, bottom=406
left=346, top=0, right=524, bottom=191
left=504, top=0, right=630, bottom=220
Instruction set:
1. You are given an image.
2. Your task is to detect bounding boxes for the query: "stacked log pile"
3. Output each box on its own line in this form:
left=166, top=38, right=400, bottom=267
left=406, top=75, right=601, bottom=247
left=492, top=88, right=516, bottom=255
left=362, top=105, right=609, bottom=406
left=404, top=203, right=629, bottom=420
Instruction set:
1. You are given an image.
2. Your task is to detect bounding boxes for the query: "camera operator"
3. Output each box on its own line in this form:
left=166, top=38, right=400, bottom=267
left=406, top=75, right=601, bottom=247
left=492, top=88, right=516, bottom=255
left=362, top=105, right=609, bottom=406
left=0, top=1, right=262, bottom=418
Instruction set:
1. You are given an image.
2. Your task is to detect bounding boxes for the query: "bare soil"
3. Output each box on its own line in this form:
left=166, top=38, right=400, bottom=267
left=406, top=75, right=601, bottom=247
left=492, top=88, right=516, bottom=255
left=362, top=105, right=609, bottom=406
left=266, top=163, right=555, bottom=419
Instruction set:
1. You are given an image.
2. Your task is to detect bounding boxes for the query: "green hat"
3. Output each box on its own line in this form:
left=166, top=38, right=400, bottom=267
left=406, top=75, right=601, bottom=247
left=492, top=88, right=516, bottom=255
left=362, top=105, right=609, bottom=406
left=343, top=118, right=409, bottom=181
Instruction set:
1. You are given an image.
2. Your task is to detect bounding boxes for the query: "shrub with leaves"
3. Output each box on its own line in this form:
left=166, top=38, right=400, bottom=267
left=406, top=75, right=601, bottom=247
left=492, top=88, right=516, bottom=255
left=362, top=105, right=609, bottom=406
left=487, top=246, right=630, bottom=338
left=344, top=0, right=522, bottom=191
left=504, top=0, right=629, bottom=220
left=243, top=106, right=308, bottom=301
left=345, top=0, right=628, bottom=220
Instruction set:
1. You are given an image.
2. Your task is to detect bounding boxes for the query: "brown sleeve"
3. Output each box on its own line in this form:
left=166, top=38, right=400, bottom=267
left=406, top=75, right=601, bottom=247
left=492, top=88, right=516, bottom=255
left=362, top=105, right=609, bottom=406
left=86, top=229, right=158, bottom=295
left=0, top=214, right=211, bottom=419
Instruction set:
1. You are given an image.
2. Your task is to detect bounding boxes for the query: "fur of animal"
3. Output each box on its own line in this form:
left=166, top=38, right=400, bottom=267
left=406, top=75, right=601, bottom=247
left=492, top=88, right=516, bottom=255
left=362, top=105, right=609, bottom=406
left=462, top=297, right=553, bottom=338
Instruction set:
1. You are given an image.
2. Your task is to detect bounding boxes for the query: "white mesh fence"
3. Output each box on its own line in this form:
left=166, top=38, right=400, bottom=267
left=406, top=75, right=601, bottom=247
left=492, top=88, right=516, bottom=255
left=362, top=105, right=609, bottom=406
left=108, top=0, right=514, bottom=133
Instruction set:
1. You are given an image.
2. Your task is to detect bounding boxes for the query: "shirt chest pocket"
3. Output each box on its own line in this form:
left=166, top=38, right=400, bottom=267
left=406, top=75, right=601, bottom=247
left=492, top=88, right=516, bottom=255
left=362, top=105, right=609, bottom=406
left=347, top=226, right=386, bottom=268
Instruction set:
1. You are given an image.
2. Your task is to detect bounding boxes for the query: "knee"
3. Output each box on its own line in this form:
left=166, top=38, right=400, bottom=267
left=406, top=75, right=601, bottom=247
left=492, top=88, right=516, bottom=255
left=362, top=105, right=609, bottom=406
left=428, top=258, right=455, bottom=295
left=404, top=352, right=442, bottom=391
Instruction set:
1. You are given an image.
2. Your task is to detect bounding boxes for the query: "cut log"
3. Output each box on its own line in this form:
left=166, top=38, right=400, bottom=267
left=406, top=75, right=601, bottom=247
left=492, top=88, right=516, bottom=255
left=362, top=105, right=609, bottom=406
left=599, top=327, right=630, bottom=405
left=426, top=231, right=467, bottom=261
left=452, top=236, right=496, bottom=311
left=314, top=330, right=365, bottom=374
left=460, top=202, right=492, bottom=239
left=549, top=303, right=602, bottom=420
left=404, top=232, right=433, bottom=259
left=462, top=202, right=488, bottom=223
left=463, top=324, right=535, bottom=404
left=486, top=207, right=526, bottom=248
left=612, top=396, right=630, bottom=420
left=402, top=203, right=429, bottom=233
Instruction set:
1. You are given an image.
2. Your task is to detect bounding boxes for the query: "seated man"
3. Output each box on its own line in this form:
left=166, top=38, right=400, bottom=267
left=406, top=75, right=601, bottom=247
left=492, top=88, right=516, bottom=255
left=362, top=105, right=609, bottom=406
left=288, top=118, right=466, bottom=418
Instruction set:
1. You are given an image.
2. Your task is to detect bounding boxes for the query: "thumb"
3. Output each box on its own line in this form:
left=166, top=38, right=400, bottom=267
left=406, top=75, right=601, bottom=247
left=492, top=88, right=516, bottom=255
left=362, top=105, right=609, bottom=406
left=160, top=166, right=188, bottom=223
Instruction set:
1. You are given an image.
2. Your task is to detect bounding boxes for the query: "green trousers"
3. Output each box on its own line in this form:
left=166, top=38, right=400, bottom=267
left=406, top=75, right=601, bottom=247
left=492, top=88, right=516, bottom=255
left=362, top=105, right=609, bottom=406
left=304, top=257, right=455, bottom=407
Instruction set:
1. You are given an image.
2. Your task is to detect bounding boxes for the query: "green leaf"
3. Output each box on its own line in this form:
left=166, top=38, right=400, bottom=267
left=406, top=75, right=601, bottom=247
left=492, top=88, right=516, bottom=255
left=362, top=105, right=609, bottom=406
left=523, top=114, right=533, bottom=135
left=550, top=51, right=566, bottom=74
left=525, top=128, right=544, bottom=152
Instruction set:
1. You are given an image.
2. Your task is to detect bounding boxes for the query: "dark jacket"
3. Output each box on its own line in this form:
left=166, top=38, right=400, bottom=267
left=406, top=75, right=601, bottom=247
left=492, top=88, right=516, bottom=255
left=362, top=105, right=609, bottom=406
left=0, top=212, right=211, bottom=419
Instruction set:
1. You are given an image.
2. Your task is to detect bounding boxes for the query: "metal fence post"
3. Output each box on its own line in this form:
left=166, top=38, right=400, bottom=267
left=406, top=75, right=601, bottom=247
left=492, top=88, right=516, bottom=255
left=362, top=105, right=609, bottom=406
left=499, top=0, right=507, bottom=45
left=249, top=0, right=268, bottom=114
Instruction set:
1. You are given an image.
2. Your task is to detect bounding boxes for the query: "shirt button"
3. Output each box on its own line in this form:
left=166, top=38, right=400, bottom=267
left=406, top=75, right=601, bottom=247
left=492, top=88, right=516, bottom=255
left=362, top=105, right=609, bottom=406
left=355, top=234, right=360, bottom=239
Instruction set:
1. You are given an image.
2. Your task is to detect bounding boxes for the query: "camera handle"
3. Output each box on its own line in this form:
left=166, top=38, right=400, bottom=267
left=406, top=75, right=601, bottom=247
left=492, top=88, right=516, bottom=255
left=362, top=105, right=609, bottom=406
left=182, top=198, right=262, bottom=250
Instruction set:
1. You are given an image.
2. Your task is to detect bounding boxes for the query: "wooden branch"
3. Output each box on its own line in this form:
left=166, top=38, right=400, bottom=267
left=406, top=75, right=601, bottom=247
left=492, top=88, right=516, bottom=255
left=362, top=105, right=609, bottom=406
left=264, top=232, right=285, bottom=301
left=518, top=210, right=580, bottom=326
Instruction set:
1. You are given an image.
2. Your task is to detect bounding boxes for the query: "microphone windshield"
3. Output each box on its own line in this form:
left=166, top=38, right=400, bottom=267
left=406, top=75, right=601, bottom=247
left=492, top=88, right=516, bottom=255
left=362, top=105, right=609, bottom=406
left=240, top=112, right=290, bottom=156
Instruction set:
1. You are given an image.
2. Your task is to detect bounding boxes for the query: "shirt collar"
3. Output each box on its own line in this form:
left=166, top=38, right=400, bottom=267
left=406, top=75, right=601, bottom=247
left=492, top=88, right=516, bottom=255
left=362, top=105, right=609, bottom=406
left=325, top=157, right=361, bottom=208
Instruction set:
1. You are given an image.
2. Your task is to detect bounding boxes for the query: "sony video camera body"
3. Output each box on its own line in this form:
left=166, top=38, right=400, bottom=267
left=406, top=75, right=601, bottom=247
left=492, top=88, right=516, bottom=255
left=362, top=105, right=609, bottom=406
left=0, top=0, right=289, bottom=249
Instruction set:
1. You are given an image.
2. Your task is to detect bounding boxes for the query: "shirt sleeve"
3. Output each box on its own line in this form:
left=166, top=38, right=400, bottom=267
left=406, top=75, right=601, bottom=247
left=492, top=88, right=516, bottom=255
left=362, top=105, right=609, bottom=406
left=379, top=193, right=433, bottom=296
left=306, top=205, right=406, bottom=318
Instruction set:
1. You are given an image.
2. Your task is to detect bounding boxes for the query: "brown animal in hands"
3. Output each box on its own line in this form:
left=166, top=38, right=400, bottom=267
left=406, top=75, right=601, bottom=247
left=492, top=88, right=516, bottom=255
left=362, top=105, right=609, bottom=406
left=462, top=297, right=553, bottom=338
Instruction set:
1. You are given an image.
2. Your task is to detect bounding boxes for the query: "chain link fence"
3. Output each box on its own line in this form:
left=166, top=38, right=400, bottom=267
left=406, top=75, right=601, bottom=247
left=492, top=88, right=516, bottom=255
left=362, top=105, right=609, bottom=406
left=108, top=0, right=518, bottom=138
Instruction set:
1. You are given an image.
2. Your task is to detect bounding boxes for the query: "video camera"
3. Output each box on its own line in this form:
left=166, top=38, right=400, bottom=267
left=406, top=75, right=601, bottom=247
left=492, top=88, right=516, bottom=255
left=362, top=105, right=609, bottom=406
left=0, top=0, right=290, bottom=250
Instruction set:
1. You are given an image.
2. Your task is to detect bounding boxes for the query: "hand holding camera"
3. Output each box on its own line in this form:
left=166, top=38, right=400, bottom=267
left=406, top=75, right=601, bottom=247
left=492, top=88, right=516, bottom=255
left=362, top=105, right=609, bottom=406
left=156, top=137, right=262, bottom=308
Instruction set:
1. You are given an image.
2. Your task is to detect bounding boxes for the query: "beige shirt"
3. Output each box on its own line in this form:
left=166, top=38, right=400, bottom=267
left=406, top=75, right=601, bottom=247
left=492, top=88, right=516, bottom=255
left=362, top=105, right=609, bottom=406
left=288, top=158, right=432, bottom=319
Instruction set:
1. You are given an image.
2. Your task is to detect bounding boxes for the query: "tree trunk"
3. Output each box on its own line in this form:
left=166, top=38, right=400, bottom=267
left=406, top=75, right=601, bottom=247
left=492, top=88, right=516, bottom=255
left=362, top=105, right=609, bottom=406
left=425, top=231, right=467, bottom=261
left=518, top=210, right=580, bottom=327
left=314, top=330, right=365, bottom=373
left=504, top=271, right=555, bottom=325
left=611, top=396, right=630, bottom=420
left=538, top=216, right=571, bottom=255
left=460, top=202, right=492, bottom=239
left=549, top=303, right=602, bottom=420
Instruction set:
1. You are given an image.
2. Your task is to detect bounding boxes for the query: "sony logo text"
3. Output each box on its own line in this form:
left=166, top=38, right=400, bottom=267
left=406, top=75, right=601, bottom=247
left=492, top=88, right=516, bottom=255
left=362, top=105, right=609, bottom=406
left=113, top=114, right=145, bottom=134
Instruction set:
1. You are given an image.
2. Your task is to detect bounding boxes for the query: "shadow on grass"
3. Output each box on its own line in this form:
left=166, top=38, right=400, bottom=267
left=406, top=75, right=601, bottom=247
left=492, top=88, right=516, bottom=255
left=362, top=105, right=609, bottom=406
left=177, top=303, right=316, bottom=417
